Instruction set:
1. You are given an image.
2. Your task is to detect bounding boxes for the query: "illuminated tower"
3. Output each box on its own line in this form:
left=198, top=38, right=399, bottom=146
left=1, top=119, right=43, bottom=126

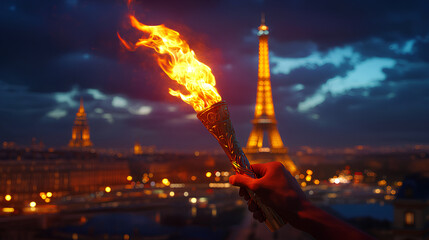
left=244, top=15, right=297, bottom=173
left=69, top=99, right=93, bottom=148
left=134, top=142, right=143, bottom=155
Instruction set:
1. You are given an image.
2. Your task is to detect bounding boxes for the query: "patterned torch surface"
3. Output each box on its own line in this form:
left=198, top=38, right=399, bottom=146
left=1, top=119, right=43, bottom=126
left=197, top=101, right=285, bottom=231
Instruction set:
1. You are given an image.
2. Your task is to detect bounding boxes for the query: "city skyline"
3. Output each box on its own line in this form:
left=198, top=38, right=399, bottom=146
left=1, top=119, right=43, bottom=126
left=1, top=0, right=429, bottom=151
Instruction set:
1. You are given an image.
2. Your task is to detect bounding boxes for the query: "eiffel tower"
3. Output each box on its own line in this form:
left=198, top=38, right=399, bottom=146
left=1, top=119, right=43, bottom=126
left=244, top=15, right=297, bottom=174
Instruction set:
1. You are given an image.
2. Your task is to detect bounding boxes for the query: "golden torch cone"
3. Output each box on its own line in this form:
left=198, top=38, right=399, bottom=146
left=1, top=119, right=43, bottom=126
left=197, top=101, right=285, bottom=231
left=119, top=13, right=284, bottom=231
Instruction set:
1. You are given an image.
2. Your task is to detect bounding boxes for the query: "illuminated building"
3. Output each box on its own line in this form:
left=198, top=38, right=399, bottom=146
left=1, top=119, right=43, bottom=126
left=244, top=14, right=297, bottom=174
left=68, top=98, right=93, bottom=148
left=2, top=141, right=16, bottom=149
left=354, top=172, right=363, bottom=184
left=134, top=142, right=143, bottom=155
left=393, top=175, right=429, bottom=240
left=0, top=148, right=129, bottom=203
left=133, top=143, right=156, bottom=155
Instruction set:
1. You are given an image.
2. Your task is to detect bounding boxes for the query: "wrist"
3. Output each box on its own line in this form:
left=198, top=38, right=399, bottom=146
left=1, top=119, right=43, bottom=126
left=289, top=200, right=332, bottom=238
left=290, top=201, right=374, bottom=240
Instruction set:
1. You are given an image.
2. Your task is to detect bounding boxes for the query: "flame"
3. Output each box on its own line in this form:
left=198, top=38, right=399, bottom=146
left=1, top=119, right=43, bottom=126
left=118, top=15, right=222, bottom=112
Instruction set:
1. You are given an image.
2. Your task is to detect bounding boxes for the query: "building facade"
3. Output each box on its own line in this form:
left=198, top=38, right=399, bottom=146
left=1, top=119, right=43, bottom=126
left=0, top=149, right=129, bottom=209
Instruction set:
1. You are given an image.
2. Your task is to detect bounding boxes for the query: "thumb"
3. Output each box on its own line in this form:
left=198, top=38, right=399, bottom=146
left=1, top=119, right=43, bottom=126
left=250, top=163, right=268, bottom=178
left=229, top=173, right=257, bottom=189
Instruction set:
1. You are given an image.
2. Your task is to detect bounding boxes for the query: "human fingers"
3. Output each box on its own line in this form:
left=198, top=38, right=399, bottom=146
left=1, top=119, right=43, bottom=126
left=248, top=199, right=259, bottom=212
left=239, top=187, right=250, bottom=201
left=250, top=163, right=267, bottom=178
left=229, top=174, right=259, bottom=191
left=253, top=210, right=265, bottom=223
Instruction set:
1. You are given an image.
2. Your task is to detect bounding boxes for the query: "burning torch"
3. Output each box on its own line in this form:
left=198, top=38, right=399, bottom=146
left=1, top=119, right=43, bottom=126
left=118, top=15, right=285, bottom=231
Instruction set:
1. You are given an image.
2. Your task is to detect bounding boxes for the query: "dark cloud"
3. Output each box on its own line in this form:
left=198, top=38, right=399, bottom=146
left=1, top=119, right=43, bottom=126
left=384, top=61, right=429, bottom=82
left=266, top=0, right=429, bottom=48
left=270, top=62, right=353, bottom=109
left=413, top=39, right=429, bottom=62
left=270, top=40, right=318, bottom=59
left=293, top=79, right=429, bottom=147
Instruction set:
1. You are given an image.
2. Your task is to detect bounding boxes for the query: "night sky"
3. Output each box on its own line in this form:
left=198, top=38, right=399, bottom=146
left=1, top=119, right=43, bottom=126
left=1, top=0, right=428, bottom=151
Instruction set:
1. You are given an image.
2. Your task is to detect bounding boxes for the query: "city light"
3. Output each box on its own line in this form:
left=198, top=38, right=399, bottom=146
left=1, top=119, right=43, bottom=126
left=385, top=195, right=395, bottom=200
left=105, top=186, right=111, bottom=193
left=170, top=183, right=185, bottom=188
left=169, top=191, right=175, bottom=197
left=301, top=182, right=307, bottom=187
left=314, top=179, right=320, bottom=185
left=142, top=176, right=149, bottom=183
left=162, top=178, right=170, bottom=186
left=5, top=194, right=12, bottom=201
left=45, top=198, right=51, bottom=203
left=191, top=176, right=197, bottom=181
left=215, top=171, right=221, bottom=177
left=305, top=175, right=312, bottom=182
left=212, top=208, right=217, bottom=217
left=209, top=183, right=231, bottom=188
left=191, top=206, right=197, bottom=217
left=158, top=193, right=168, bottom=199
left=29, top=201, right=36, bottom=208
left=306, top=169, right=313, bottom=175
left=127, top=175, right=133, bottom=181
left=378, top=180, right=387, bottom=186
left=184, top=191, right=189, bottom=197
left=206, top=172, right=212, bottom=178
left=190, top=197, right=197, bottom=204
left=46, top=192, right=52, bottom=198
left=327, top=193, right=337, bottom=199
left=2, top=207, right=14, bottom=213
left=80, top=216, right=87, bottom=224
left=329, top=175, right=350, bottom=184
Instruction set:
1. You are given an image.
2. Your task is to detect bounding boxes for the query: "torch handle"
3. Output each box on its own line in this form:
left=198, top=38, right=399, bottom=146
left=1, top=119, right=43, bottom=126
left=197, top=101, right=286, bottom=231
left=245, top=188, right=285, bottom=232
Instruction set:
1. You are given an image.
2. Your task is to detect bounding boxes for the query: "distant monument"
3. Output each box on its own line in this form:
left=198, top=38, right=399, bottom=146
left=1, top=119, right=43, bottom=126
left=134, top=142, right=143, bottom=155
left=244, top=15, right=297, bottom=174
left=133, top=142, right=156, bottom=155
left=69, top=98, right=93, bottom=148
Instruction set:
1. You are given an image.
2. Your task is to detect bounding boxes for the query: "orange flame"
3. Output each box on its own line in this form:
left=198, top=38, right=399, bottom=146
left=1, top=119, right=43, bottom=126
left=118, top=15, right=222, bottom=112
